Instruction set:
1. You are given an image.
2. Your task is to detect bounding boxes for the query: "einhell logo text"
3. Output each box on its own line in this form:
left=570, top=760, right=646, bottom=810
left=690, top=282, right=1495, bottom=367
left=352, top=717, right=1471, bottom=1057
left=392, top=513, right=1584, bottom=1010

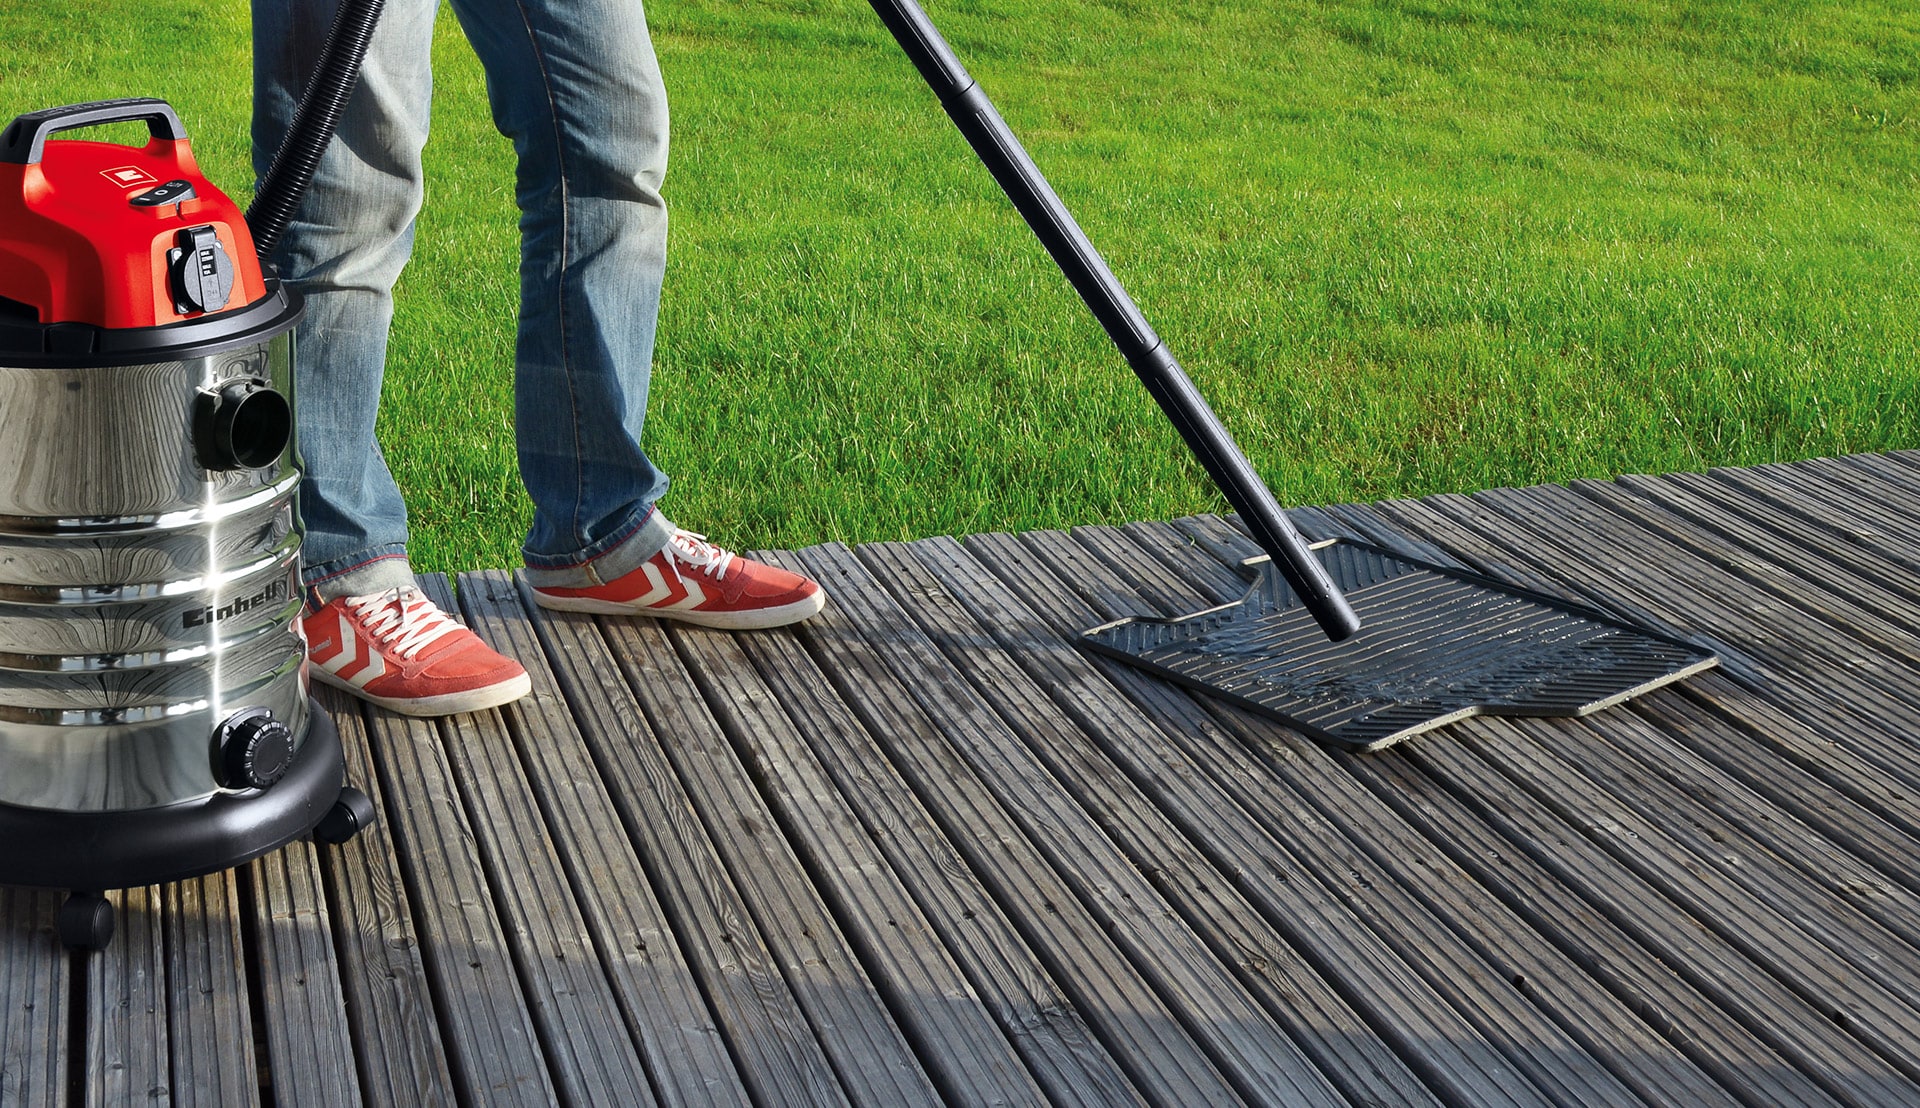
left=183, top=581, right=289, bottom=629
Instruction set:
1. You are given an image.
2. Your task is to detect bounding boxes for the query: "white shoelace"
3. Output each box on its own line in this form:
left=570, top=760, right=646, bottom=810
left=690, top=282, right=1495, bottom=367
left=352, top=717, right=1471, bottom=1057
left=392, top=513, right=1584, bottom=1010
left=666, top=528, right=737, bottom=581
left=345, top=586, right=465, bottom=659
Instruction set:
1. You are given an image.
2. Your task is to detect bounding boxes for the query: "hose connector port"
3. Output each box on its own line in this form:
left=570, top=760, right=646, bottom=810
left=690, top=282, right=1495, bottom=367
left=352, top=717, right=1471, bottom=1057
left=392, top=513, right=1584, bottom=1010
left=194, top=376, right=291, bottom=471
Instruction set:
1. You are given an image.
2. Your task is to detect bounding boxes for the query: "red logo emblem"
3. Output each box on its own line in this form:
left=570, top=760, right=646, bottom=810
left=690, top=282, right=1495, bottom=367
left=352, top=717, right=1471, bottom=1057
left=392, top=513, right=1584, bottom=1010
left=101, top=165, right=157, bottom=188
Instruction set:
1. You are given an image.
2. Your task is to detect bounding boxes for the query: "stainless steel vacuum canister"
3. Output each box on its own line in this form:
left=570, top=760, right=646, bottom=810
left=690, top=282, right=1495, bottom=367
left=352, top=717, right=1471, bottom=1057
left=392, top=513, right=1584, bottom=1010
left=0, top=99, right=372, bottom=949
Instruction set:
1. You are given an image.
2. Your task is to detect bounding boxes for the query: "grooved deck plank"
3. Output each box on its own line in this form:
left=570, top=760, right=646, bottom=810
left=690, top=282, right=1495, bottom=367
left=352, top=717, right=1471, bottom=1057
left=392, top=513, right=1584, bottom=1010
left=358, top=580, right=556, bottom=1107
left=1169, top=504, right=1920, bottom=1105
left=1042, top=519, right=1753, bottom=1108
left=944, top=529, right=1567, bottom=1108
left=586, top=605, right=943, bottom=1107
left=309, top=685, right=459, bottom=1108
left=746, top=552, right=1153, bottom=1107
left=247, top=846, right=360, bottom=1108
left=454, top=571, right=756, bottom=1108
left=663, top=615, right=1054, bottom=1105
left=515, top=583, right=857, bottom=1108
left=829, top=539, right=1366, bottom=1107
left=0, top=889, right=66, bottom=1107
left=87, top=887, right=166, bottom=1108
left=790, top=541, right=1251, bottom=1106
left=163, top=874, right=258, bottom=1107
left=1332, top=494, right=1920, bottom=853
left=413, top=576, right=660, bottom=1108
left=1374, top=487, right=1920, bottom=786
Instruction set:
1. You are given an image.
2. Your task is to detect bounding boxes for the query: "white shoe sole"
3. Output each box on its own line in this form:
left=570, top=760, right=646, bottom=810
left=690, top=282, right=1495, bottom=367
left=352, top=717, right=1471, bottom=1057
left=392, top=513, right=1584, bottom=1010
left=531, top=587, right=827, bottom=630
left=311, top=666, right=533, bottom=717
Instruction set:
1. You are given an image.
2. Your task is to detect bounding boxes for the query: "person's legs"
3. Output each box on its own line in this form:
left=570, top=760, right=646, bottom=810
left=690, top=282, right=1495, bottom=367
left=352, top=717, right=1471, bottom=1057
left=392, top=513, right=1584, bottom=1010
left=449, top=0, right=674, bottom=582
left=453, top=0, right=823, bottom=627
left=253, top=0, right=439, bottom=605
left=256, top=0, right=530, bottom=715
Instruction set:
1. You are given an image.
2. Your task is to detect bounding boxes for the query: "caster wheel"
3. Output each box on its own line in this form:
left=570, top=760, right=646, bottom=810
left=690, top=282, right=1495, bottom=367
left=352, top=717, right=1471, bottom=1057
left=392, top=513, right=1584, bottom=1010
left=314, top=786, right=377, bottom=845
left=57, top=893, right=114, bottom=951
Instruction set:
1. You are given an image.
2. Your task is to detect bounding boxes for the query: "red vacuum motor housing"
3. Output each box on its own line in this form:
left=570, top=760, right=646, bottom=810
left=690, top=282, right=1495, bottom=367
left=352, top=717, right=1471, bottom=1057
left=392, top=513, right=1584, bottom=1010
left=0, top=99, right=281, bottom=358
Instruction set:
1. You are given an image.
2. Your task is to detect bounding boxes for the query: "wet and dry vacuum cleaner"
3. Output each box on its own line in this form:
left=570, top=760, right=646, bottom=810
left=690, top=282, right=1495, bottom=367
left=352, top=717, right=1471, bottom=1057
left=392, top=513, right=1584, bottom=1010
left=0, top=1, right=388, bottom=950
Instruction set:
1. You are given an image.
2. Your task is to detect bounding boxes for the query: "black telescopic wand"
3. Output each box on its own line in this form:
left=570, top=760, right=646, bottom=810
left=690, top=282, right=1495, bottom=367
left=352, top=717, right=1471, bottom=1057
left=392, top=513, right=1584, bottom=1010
left=863, top=0, right=1361, bottom=640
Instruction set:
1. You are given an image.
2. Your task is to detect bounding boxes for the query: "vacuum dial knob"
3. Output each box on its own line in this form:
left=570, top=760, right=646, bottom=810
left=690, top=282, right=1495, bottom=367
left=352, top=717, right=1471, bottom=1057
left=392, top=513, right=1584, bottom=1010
left=212, top=707, right=295, bottom=791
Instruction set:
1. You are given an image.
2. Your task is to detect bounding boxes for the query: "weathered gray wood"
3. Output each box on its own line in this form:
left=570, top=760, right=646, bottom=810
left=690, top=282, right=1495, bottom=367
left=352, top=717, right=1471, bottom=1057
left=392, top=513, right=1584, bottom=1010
left=1552, top=704, right=1920, bottom=952
left=1337, top=491, right=1920, bottom=797
left=1141, top=514, right=1864, bottom=1108
left=664, top=616, right=1051, bottom=1105
left=738, top=556, right=1152, bottom=1108
left=246, top=844, right=360, bottom=1108
left=162, top=874, right=259, bottom=1107
left=789, top=542, right=1251, bottom=1106
left=454, top=571, right=753, bottom=1108
left=87, top=886, right=167, bottom=1108
left=1635, top=470, right=1920, bottom=619
left=413, top=575, right=659, bottom=1108
left=1628, top=688, right=1920, bottom=895
left=585, top=609, right=941, bottom=1108
left=1571, top=476, right=1920, bottom=676
left=307, top=685, right=458, bottom=1108
left=358, top=579, right=557, bottom=1106
left=827, top=539, right=1372, bottom=1107
left=1826, top=451, right=1920, bottom=504
left=1704, top=463, right=1920, bottom=579
left=0, top=888, right=67, bottom=1106
left=1397, top=486, right=1920, bottom=786
left=1176, top=507, right=1920, bottom=1105
left=1062, top=519, right=1760, bottom=1108
left=1324, top=493, right=1920, bottom=892
left=513, top=587, right=854, bottom=1108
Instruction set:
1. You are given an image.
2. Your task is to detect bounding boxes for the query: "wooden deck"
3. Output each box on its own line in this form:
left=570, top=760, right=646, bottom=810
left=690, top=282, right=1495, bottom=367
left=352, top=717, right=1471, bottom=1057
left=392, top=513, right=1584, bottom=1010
left=9, top=451, right=1920, bottom=1106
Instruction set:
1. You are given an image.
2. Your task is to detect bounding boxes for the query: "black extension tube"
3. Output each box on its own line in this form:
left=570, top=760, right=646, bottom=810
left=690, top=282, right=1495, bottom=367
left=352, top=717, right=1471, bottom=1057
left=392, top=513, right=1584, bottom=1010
left=865, top=0, right=1361, bottom=640
left=246, top=0, right=387, bottom=258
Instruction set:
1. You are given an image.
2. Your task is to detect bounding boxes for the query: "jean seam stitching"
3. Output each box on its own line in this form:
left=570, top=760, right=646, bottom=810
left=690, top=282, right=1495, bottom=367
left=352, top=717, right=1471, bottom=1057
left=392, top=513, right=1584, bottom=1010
left=508, top=0, right=587, bottom=549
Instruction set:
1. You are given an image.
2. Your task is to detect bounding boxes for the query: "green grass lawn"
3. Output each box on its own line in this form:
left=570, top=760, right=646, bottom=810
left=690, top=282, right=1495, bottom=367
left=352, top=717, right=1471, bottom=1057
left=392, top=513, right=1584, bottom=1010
left=3, top=0, right=1916, bottom=573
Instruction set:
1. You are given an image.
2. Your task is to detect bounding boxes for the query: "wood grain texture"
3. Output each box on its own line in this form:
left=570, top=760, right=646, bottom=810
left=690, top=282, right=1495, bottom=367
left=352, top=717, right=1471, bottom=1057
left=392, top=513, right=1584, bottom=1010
left=246, top=845, right=360, bottom=1108
left=87, top=887, right=167, bottom=1108
left=587, top=606, right=940, bottom=1107
left=1047, top=519, right=1752, bottom=1108
left=739, top=556, right=1151, bottom=1108
left=308, top=684, right=459, bottom=1108
left=457, top=570, right=750, bottom=1108
left=358, top=580, right=558, bottom=1107
left=791, top=541, right=1249, bottom=1106
left=668, top=617, right=1051, bottom=1106
left=518, top=582, right=854, bottom=1108
left=0, top=889, right=67, bottom=1107
left=162, top=874, right=258, bottom=1108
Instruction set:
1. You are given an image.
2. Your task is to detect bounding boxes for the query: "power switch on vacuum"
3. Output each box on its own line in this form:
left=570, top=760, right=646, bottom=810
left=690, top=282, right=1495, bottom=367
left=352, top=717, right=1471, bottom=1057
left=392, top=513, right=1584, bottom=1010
left=167, top=224, right=234, bottom=315
left=211, top=707, right=295, bottom=791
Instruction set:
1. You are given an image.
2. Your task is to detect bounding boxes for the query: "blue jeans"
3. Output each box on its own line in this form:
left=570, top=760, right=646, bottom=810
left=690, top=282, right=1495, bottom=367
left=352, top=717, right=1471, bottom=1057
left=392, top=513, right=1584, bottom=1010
left=252, top=0, right=675, bottom=603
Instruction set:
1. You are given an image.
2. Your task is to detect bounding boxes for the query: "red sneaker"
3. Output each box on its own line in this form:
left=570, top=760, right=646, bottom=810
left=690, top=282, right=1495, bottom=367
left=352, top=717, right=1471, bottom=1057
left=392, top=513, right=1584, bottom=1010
left=530, top=529, right=825, bottom=630
left=302, top=586, right=532, bottom=716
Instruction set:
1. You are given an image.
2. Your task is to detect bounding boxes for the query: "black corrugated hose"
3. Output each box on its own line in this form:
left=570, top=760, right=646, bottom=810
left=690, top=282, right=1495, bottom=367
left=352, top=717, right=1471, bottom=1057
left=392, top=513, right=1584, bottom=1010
left=246, top=0, right=387, bottom=259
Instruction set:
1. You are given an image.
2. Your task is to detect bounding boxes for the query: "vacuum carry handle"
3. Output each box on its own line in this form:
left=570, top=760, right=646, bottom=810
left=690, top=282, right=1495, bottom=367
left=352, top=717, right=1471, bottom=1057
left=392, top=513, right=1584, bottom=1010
left=0, top=98, right=189, bottom=166
left=864, top=0, right=1362, bottom=640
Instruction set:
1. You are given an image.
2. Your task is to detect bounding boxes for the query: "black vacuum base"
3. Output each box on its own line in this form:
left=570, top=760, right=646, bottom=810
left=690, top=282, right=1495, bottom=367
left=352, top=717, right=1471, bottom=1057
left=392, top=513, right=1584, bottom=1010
left=1082, top=541, right=1719, bottom=751
left=0, top=699, right=356, bottom=893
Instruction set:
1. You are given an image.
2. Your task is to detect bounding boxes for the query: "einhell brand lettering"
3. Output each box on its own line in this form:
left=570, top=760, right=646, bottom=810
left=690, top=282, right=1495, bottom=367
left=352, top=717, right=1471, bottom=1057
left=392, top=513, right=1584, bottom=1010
left=183, top=581, right=288, bottom=629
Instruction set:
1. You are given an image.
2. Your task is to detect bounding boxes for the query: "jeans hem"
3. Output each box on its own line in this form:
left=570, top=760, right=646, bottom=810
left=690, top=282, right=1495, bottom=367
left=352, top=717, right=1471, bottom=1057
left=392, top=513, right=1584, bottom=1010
left=303, top=548, right=417, bottom=608
left=522, top=505, right=674, bottom=589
